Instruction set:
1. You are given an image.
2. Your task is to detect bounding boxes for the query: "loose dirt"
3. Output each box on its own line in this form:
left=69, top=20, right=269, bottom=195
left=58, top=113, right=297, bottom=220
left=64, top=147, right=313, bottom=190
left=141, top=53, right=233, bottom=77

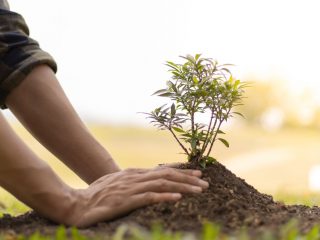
left=1, top=162, right=320, bottom=237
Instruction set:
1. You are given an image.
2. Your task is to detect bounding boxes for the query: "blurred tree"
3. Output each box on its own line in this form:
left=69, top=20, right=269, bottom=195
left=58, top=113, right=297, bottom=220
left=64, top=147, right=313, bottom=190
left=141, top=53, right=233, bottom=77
left=236, top=79, right=287, bottom=128
left=236, top=79, right=320, bottom=129
left=311, top=107, right=320, bottom=129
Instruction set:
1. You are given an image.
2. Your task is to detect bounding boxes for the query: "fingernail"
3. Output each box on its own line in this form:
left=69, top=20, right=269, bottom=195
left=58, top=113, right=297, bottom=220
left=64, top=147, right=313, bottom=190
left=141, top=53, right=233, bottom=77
left=192, top=170, right=202, bottom=177
left=192, top=186, right=202, bottom=193
left=171, top=193, right=182, bottom=199
left=198, top=180, right=209, bottom=188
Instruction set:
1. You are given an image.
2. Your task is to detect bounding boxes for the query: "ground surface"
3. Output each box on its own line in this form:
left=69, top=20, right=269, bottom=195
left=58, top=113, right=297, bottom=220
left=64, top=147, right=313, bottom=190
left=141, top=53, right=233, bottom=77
left=1, top=162, right=320, bottom=238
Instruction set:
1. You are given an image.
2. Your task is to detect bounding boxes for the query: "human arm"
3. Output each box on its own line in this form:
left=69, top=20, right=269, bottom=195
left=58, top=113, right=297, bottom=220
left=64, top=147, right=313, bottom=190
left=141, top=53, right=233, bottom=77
left=6, top=65, right=120, bottom=184
left=0, top=112, right=76, bottom=223
left=0, top=112, right=208, bottom=226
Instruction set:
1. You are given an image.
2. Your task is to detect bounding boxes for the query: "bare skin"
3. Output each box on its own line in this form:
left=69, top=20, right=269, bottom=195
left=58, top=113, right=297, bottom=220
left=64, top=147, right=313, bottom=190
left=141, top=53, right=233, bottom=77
left=0, top=65, right=209, bottom=227
left=6, top=65, right=120, bottom=184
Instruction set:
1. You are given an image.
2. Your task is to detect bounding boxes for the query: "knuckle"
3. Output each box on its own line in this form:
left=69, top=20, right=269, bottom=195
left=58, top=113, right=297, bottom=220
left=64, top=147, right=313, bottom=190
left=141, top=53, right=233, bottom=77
left=118, top=184, right=129, bottom=191
left=162, top=168, right=175, bottom=178
left=157, top=179, right=169, bottom=190
left=183, top=175, right=194, bottom=183
left=120, top=174, right=133, bottom=182
left=144, top=192, right=155, bottom=203
left=125, top=168, right=135, bottom=173
left=111, top=195, right=123, bottom=205
left=124, top=168, right=139, bottom=176
left=125, top=168, right=143, bottom=174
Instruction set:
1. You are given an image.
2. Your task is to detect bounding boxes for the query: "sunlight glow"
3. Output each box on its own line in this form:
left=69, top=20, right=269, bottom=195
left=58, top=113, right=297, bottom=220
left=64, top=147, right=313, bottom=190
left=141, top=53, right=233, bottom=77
left=6, top=0, right=320, bottom=124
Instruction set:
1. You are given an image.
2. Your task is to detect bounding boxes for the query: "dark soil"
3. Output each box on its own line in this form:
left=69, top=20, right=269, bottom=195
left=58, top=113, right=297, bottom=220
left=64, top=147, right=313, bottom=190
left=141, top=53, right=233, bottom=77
left=1, top=162, right=320, bottom=238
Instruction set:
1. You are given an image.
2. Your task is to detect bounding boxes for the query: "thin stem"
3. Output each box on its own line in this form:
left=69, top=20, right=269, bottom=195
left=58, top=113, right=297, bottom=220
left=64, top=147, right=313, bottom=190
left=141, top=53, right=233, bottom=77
left=195, top=64, right=203, bottom=82
left=178, top=95, right=194, bottom=136
left=202, top=108, right=218, bottom=154
left=206, top=108, right=231, bottom=158
left=191, top=108, right=195, bottom=135
left=200, top=110, right=215, bottom=155
left=205, top=119, right=223, bottom=158
left=168, top=128, right=189, bottom=155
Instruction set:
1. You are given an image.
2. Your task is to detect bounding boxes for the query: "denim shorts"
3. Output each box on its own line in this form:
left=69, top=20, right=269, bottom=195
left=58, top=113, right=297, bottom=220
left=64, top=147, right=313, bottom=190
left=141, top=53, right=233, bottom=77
left=0, top=3, right=57, bottom=109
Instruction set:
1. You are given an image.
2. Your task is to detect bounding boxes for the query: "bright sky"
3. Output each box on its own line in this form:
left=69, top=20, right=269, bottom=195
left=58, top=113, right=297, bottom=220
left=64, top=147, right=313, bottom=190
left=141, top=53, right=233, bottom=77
left=5, top=0, right=320, bottom=124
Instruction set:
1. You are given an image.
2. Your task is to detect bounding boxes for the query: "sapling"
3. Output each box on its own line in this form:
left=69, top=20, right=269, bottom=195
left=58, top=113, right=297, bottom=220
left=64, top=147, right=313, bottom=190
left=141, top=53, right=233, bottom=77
left=144, top=54, right=247, bottom=168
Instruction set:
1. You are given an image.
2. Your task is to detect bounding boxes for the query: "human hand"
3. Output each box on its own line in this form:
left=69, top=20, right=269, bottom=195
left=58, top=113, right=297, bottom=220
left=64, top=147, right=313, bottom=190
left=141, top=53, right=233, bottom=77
left=157, top=162, right=182, bottom=168
left=67, top=167, right=209, bottom=227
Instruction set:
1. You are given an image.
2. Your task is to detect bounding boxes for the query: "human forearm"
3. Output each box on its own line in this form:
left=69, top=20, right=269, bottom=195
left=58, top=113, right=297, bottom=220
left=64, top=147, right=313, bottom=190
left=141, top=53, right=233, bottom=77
left=6, top=65, right=120, bottom=184
left=0, top=113, right=76, bottom=224
left=0, top=163, right=76, bottom=224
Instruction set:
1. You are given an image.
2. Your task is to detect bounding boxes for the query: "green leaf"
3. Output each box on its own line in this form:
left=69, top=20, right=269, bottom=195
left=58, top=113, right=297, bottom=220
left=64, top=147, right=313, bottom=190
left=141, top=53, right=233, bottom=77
left=221, top=67, right=232, bottom=75
left=154, top=108, right=161, bottom=114
left=218, top=138, right=229, bottom=148
left=172, top=71, right=182, bottom=78
left=171, top=83, right=178, bottom=92
left=206, top=156, right=217, bottom=164
left=166, top=61, right=179, bottom=68
left=233, top=112, right=245, bottom=118
left=152, top=89, right=168, bottom=96
left=234, top=79, right=241, bottom=89
left=154, top=104, right=167, bottom=114
left=199, top=159, right=207, bottom=168
left=191, top=138, right=197, bottom=151
left=172, top=126, right=184, bottom=133
left=158, top=92, right=174, bottom=97
left=55, top=226, right=67, bottom=240
left=195, top=53, right=202, bottom=61
left=193, top=76, right=199, bottom=84
left=181, top=133, right=192, bottom=138
left=217, top=130, right=225, bottom=134
left=166, top=61, right=180, bottom=72
left=112, top=225, right=128, bottom=240
left=306, top=225, right=319, bottom=240
left=202, top=222, right=220, bottom=240
left=170, top=103, right=176, bottom=116
left=71, top=227, right=86, bottom=240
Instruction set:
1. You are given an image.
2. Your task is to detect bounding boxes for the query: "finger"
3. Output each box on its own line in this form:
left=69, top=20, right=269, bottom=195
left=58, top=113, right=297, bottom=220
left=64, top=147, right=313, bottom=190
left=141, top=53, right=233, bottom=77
left=155, top=165, right=202, bottom=177
left=134, top=192, right=182, bottom=204
left=124, top=168, right=149, bottom=174
left=130, top=179, right=204, bottom=195
left=127, top=192, right=182, bottom=209
left=80, top=192, right=181, bottom=227
left=126, top=166, right=202, bottom=178
left=169, top=168, right=203, bottom=177
left=157, top=162, right=181, bottom=168
left=136, top=168, right=208, bottom=189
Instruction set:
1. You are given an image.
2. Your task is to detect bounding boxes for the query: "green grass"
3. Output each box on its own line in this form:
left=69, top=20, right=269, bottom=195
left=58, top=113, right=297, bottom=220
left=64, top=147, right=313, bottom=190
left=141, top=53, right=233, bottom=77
left=1, top=222, right=320, bottom=240
left=274, top=193, right=320, bottom=207
left=0, top=190, right=29, bottom=217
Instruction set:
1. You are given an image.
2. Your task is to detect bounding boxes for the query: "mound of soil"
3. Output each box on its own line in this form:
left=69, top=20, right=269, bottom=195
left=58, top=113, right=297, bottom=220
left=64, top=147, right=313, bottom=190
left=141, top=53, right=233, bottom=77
left=1, top=162, right=320, bottom=237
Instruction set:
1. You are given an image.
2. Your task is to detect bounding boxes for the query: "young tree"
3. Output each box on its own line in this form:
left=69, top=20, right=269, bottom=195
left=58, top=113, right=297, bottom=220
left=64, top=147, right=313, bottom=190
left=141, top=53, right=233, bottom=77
left=145, top=54, right=247, bottom=167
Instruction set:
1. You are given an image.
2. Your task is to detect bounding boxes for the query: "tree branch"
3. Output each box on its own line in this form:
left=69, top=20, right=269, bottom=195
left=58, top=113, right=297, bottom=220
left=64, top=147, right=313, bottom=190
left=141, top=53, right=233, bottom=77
left=168, top=128, right=189, bottom=155
left=200, top=109, right=215, bottom=155
left=205, top=119, right=223, bottom=158
left=206, top=108, right=231, bottom=158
